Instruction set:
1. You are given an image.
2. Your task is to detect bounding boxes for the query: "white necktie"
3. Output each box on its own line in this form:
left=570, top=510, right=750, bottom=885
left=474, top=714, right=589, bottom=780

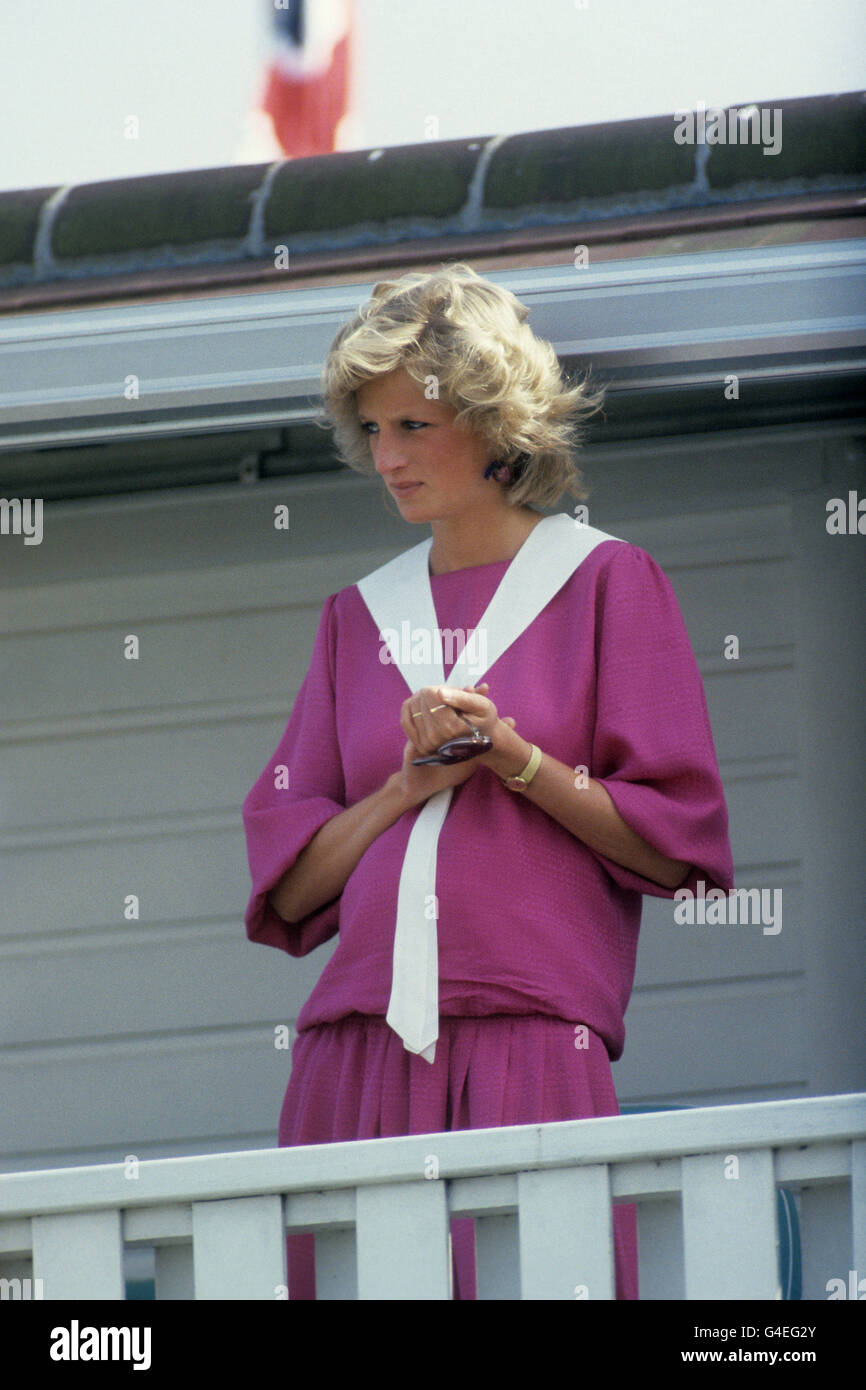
left=356, top=514, right=620, bottom=1063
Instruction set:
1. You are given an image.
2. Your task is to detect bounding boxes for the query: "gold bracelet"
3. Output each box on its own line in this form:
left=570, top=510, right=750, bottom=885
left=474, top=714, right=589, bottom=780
left=500, top=743, right=542, bottom=792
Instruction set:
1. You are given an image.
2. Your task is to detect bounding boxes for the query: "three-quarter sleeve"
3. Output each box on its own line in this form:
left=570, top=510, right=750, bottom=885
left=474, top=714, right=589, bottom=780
left=589, top=544, right=734, bottom=899
left=242, top=592, right=346, bottom=956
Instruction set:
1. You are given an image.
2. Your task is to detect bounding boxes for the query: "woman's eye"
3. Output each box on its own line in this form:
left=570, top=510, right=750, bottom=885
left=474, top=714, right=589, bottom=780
left=360, top=419, right=426, bottom=433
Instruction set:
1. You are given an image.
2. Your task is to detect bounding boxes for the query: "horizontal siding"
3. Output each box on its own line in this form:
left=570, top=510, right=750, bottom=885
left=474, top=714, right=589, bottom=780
left=0, top=1031, right=293, bottom=1170
left=0, top=609, right=324, bottom=723
left=616, top=977, right=809, bottom=1099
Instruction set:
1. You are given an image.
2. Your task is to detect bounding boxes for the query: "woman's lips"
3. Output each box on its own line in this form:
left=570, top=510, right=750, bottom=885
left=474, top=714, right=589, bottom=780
left=391, top=482, right=423, bottom=496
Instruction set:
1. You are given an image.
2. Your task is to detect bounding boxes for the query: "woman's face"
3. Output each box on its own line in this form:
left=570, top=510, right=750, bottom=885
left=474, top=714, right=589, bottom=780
left=356, top=367, right=497, bottom=522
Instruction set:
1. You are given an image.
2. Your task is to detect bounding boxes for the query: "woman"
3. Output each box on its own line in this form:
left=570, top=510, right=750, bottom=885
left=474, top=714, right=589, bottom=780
left=242, top=263, right=734, bottom=1300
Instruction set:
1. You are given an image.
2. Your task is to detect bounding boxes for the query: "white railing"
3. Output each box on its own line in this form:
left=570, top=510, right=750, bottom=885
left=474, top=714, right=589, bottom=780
left=0, top=1095, right=863, bottom=1300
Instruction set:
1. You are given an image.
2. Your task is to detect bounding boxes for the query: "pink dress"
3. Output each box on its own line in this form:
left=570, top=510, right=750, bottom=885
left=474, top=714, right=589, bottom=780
left=242, top=539, right=734, bottom=1299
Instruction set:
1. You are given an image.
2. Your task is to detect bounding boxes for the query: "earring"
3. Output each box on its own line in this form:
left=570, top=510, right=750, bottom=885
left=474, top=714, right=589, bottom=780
left=484, top=453, right=529, bottom=483
left=484, top=459, right=513, bottom=483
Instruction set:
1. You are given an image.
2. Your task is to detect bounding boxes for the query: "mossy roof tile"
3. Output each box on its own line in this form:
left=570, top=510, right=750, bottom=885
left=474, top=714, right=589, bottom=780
left=0, top=185, right=61, bottom=268
left=265, top=139, right=484, bottom=237
left=705, top=91, right=866, bottom=189
left=484, top=118, right=693, bottom=209
left=52, top=164, right=269, bottom=260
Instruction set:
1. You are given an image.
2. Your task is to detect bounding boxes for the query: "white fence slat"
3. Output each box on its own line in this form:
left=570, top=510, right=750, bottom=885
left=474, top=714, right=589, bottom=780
left=449, top=1174, right=517, bottom=1215
left=682, top=1149, right=778, bottom=1299
left=0, top=1220, right=31, bottom=1256
left=799, top=1183, right=852, bottom=1300
left=776, top=1142, right=852, bottom=1184
left=192, top=1195, right=285, bottom=1300
left=475, top=1213, right=520, bottom=1300
left=32, top=1210, right=124, bottom=1300
left=154, top=1244, right=195, bottom=1300
left=285, top=1189, right=355, bottom=1230
left=315, top=1229, right=357, bottom=1300
left=0, top=1259, right=41, bottom=1301
left=518, top=1166, right=614, bottom=1300
left=124, top=1204, right=192, bottom=1244
left=637, top=1198, right=684, bottom=1300
left=612, top=1157, right=681, bottom=1200
left=852, top=1140, right=865, bottom=1279
left=355, top=1182, right=450, bottom=1300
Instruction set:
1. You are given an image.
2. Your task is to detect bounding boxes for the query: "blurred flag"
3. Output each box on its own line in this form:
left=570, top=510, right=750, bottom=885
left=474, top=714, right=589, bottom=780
left=261, top=0, right=352, bottom=158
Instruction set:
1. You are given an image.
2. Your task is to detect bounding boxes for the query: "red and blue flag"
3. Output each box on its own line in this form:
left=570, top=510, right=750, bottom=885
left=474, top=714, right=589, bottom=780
left=261, top=0, right=352, bottom=158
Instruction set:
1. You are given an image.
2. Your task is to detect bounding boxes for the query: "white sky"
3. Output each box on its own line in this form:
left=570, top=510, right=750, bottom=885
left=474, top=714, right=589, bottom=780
left=0, top=0, right=863, bottom=192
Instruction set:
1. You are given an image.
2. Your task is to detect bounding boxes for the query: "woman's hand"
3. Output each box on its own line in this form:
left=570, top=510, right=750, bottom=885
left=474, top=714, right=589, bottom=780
left=395, top=734, right=479, bottom=808
left=396, top=683, right=519, bottom=807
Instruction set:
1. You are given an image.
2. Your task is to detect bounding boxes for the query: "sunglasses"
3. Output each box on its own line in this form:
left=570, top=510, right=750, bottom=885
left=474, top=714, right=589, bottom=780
left=411, top=709, right=493, bottom=765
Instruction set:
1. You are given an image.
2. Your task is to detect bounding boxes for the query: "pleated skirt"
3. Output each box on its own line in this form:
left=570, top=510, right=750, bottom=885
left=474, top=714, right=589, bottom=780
left=278, top=1012, right=639, bottom=1300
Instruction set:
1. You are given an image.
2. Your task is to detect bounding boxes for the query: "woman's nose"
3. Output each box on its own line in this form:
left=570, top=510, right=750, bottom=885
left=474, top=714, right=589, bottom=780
left=371, top=434, right=406, bottom=475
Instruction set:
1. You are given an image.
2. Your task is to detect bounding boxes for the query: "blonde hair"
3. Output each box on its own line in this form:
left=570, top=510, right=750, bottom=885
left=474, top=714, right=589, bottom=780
left=320, top=262, right=604, bottom=507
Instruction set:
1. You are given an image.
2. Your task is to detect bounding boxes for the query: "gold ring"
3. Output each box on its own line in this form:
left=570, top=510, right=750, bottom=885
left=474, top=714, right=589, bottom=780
left=411, top=710, right=424, bottom=719
left=429, top=703, right=448, bottom=713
